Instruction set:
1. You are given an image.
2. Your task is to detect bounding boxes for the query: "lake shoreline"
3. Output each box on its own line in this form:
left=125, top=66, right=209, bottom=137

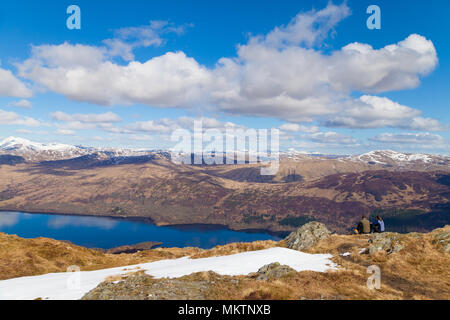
left=0, top=209, right=288, bottom=238
left=0, top=210, right=283, bottom=249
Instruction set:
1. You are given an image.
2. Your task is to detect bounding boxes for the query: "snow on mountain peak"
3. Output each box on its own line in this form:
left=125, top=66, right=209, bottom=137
left=0, top=136, right=91, bottom=161
left=352, top=150, right=439, bottom=164
left=0, top=136, right=79, bottom=152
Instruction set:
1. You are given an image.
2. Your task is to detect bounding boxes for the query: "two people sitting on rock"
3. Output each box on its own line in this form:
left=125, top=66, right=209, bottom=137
left=354, top=215, right=385, bottom=234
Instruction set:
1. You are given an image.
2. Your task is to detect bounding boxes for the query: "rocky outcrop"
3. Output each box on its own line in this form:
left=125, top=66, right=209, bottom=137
left=82, top=272, right=214, bottom=300
left=284, top=222, right=331, bottom=250
left=433, top=228, right=450, bottom=253
left=253, top=262, right=296, bottom=281
left=367, top=233, right=404, bottom=254
left=105, top=241, right=162, bottom=254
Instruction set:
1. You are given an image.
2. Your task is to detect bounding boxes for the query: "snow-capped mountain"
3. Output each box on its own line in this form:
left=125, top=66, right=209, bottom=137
left=1, top=137, right=448, bottom=170
left=348, top=150, right=450, bottom=168
left=0, top=137, right=167, bottom=162
left=0, top=136, right=79, bottom=152
left=0, top=137, right=91, bottom=161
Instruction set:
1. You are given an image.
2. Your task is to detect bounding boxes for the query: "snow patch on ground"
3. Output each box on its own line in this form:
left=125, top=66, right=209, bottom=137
left=0, top=247, right=336, bottom=300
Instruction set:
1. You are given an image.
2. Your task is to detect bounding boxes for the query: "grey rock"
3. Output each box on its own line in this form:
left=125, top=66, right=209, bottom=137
left=285, top=222, right=331, bottom=251
left=255, top=262, right=296, bottom=281
left=106, top=241, right=162, bottom=254
left=82, top=272, right=213, bottom=300
left=434, top=231, right=450, bottom=252
left=368, top=233, right=403, bottom=254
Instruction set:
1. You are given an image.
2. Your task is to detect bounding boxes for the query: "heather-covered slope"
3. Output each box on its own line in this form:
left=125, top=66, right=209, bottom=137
left=0, top=156, right=449, bottom=233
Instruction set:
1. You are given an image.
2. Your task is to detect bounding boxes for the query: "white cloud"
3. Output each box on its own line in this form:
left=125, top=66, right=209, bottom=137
left=55, top=129, right=76, bottom=135
left=259, top=2, right=351, bottom=48
left=0, top=109, right=40, bottom=127
left=25, top=43, right=106, bottom=69
left=15, top=129, right=32, bottom=134
left=212, top=32, right=439, bottom=125
left=279, top=123, right=320, bottom=133
left=50, top=111, right=122, bottom=123
left=324, top=95, right=447, bottom=131
left=127, top=119, right=177, bottom=133
left=92, top=136, right=113, bottom=142
left=308, top=131, right=356, bottom=145
left=126, top=116, right=244, bottom=134
left=104, top=20, right=189, bottom=61
left=15, top=3, right=445, bottom=132
left=19, top=48, right=211, bottom=107
left=328, top=34, right=437, bottom=93
left=50, top=111, right=124, bottom=134
left=128, top=134, right=155, bottom=141
left=10, top=99, right=32, bottom=109
left=403, top=117, right=448, bottom=132
left=369, top=132, right=444, bottom=144
left=0, top=68, right=32, bottom=98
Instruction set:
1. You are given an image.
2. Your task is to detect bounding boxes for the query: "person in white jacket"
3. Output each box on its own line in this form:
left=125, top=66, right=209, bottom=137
left=375, top=216, right=385, bottom=233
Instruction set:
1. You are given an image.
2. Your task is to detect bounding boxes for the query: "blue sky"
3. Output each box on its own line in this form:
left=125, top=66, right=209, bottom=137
left=0, top=0, right=449, bottom=154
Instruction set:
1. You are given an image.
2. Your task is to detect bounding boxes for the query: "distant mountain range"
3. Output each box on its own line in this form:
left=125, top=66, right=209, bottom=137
left=1, top=136, right=449, bottom=171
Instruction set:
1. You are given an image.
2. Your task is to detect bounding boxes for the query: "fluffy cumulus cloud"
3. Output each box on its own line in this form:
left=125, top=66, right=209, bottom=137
left=13, top=2, right=446, bottom=133
left=19, top=45, right=211, bottom=107
left=327, top=34, right=438, bottom=93
left=50, top=111, right=123, bottom=133
left=0, top=68, right=32, bottom=98
left=324, top=95, right=447, bottom=131
left=212, top=31, right=439, bottom=127
left=0, top=109, right=40, bottom=127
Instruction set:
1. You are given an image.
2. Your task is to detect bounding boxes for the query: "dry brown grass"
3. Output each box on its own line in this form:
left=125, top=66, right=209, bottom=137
left=1, top=227, right=449, bottom=300
left=0, top=233, right=200, bottom=280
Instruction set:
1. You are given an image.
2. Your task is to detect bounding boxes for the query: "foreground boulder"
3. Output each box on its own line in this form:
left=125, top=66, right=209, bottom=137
left=284, top=222, right=331, bottom=251
left=367, top=233, right=404, bottom=254
left=82, top=272, right=215, bottom=300
left=433, top=228, right=450, bottom=253
left=253, top=262, right=296, bottom=281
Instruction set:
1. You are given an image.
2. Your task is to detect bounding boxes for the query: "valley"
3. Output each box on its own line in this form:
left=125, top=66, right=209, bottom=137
left=0, top=137, right=449, bottom=234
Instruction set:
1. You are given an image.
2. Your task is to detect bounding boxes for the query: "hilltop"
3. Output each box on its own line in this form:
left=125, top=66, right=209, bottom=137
left=0, top=224, right=449, bottom=300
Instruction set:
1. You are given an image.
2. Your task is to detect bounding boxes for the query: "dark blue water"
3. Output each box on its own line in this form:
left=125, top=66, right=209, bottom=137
left=0, top=211, right=280, bottom=249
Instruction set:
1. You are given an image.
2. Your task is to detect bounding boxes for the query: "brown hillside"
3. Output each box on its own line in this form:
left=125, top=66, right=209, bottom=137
left=0, top=159, right=448, bottom=233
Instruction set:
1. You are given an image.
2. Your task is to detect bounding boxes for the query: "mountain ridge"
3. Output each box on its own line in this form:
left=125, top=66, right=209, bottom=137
left=1, top=136, right=449, bottom=167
